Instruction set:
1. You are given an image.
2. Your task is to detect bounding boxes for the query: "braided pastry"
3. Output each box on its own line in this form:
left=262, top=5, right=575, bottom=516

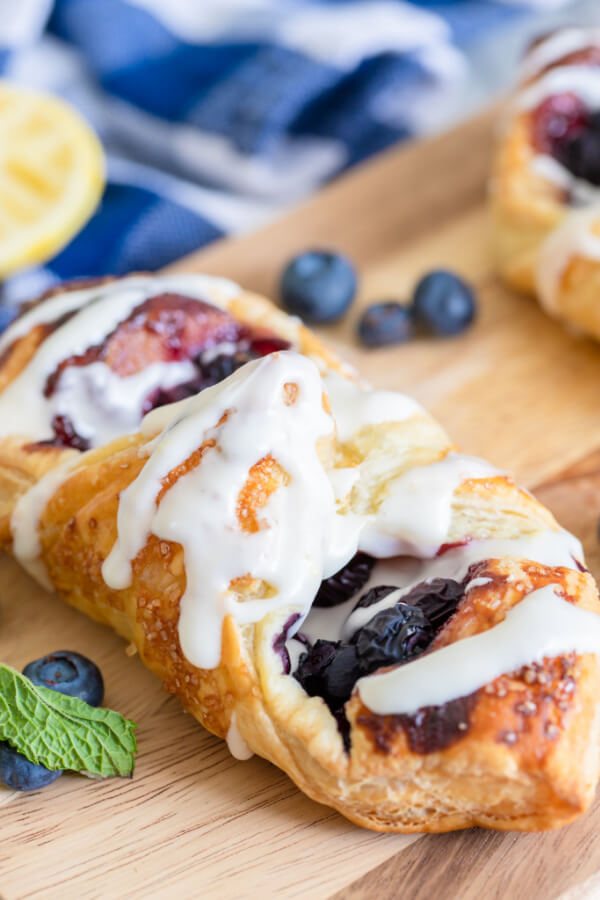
left=1, top=273, right=600, bottom=833
left=490, top=26, right=600, bottom=338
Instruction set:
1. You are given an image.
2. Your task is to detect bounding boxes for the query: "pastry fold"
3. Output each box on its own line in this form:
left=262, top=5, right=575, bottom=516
left=1, top=273, right=599, bottom=833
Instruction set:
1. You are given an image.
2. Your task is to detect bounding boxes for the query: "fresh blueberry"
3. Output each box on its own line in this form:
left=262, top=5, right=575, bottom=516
left=0, top=743, right=61, bottom=792
left=0, top=649, right=104, bottom=792
left=23, top=650, right=104, bottom=707
left=357, top=302, right=414, bottom=348
left=412, top=270, right=476, bottom=337
left=280, top=250, right=357, bottom=323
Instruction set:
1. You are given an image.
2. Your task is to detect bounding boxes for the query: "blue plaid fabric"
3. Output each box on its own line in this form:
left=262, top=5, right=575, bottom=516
left=0, top=0, right=562, bottom=301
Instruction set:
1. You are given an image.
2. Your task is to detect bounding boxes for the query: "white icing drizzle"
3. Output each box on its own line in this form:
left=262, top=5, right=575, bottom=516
left=11, top=454, right=80, bottom=589
left=323, top=371, right=422, bottom=442
left=341, top=529, right=583, bottom=641
left=535, top=206, right=600, bottom=315
left=0, top=273, right=241, bottom=445
left=357, top=585, right=600, bottom=716
left=520, top=28, right=600, bottom=82
left=102, top=352, right=359, bottom=670
left=51, top=360, right=197, bottom=447
left=517, top=66, right=600, bottom=114
left=226, top=711, right=253, bottom=761
left=358, top=453, right=500, bottom=558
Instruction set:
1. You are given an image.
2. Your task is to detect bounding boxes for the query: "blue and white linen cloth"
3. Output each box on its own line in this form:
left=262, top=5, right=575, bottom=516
left=0, top=0, right=574, bottom=300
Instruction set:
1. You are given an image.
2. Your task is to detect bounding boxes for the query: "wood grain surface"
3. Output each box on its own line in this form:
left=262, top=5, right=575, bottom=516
left=3, top=106, right=600, bottom=899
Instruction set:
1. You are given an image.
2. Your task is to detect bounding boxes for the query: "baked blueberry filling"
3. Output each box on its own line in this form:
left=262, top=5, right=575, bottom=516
left=49, top=413, right=92, bottom=452
left=147, top=337, right=289, bottom=412
left=39, top=293, right=290, bottom=450
left=314, top=552, right=375, bottom=608
left=531, top=93, right=600, bottom=187
left=273, top=613, right=306, bottom=675
left=357, top=693, right=478, bottom=755
left=294, top=577, right=466, bottom=751
left=555, top=111, right=600, bottom=186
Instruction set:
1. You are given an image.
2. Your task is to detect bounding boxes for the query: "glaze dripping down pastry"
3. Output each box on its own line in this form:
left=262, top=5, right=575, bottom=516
left=490, top=26, right=600, bottom=339
left=1, top=273, right=599, bottom=833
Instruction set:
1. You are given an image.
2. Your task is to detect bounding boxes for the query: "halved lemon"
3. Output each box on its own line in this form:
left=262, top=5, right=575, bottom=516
left=0, top=81, right=105, bottom=277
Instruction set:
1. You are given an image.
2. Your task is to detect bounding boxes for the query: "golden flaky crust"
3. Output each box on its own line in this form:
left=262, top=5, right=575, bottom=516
left=489, top=38, right=600, bottom=338
left=1, top=277, right=599, bottom=833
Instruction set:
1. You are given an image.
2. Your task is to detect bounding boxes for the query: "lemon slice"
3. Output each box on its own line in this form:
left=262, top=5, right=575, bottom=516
left=0, top=81, right=105, bottom=277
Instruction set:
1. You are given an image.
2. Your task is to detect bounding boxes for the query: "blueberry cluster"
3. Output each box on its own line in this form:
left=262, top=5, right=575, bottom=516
left=0, top=651, right=103, bottom=791
left=280, top=250, right=476, bottom=347
left=294, top=578, right=465, bottom=733
left=358, top=271, right=476, bottom=347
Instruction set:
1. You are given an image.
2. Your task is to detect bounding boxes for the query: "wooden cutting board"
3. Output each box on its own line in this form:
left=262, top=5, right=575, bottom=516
left=3, top=106, right=600, bottom=900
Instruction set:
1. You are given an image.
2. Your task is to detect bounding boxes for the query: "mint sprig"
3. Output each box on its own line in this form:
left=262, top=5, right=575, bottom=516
left=0, top=663, right=137, bottom=777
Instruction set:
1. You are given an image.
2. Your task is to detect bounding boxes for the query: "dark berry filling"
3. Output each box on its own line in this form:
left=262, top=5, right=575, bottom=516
left=40, top=292, right=290, bottom=449
left=50, top=414, right=90, bottom=452
left=390, top=577, right=466, bottom=632
left=531, top=92, right=588, bottom=156
left=314, top=553, right=375, bottom=608
left=555, top=111, right=600, bottom=186
left=294, top=577, right=466, bottom=751
left=357, top=693, right=478, bottom=755
left=273, top=613, right=302, bottom=675
left=353, top=584, right=398, bottom=610
left=531, top=93, right=600, bottom=187
left=436, top=537, right=470, bottom=556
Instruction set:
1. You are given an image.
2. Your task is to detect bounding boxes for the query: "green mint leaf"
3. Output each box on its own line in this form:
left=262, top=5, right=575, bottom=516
left=0, top=663, right=137, bottom=777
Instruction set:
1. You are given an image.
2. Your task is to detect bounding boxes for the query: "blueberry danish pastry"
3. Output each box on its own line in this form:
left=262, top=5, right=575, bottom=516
left=491, top=26, right=600, bottom=339
left=1, top=273, right=599, bottom=832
